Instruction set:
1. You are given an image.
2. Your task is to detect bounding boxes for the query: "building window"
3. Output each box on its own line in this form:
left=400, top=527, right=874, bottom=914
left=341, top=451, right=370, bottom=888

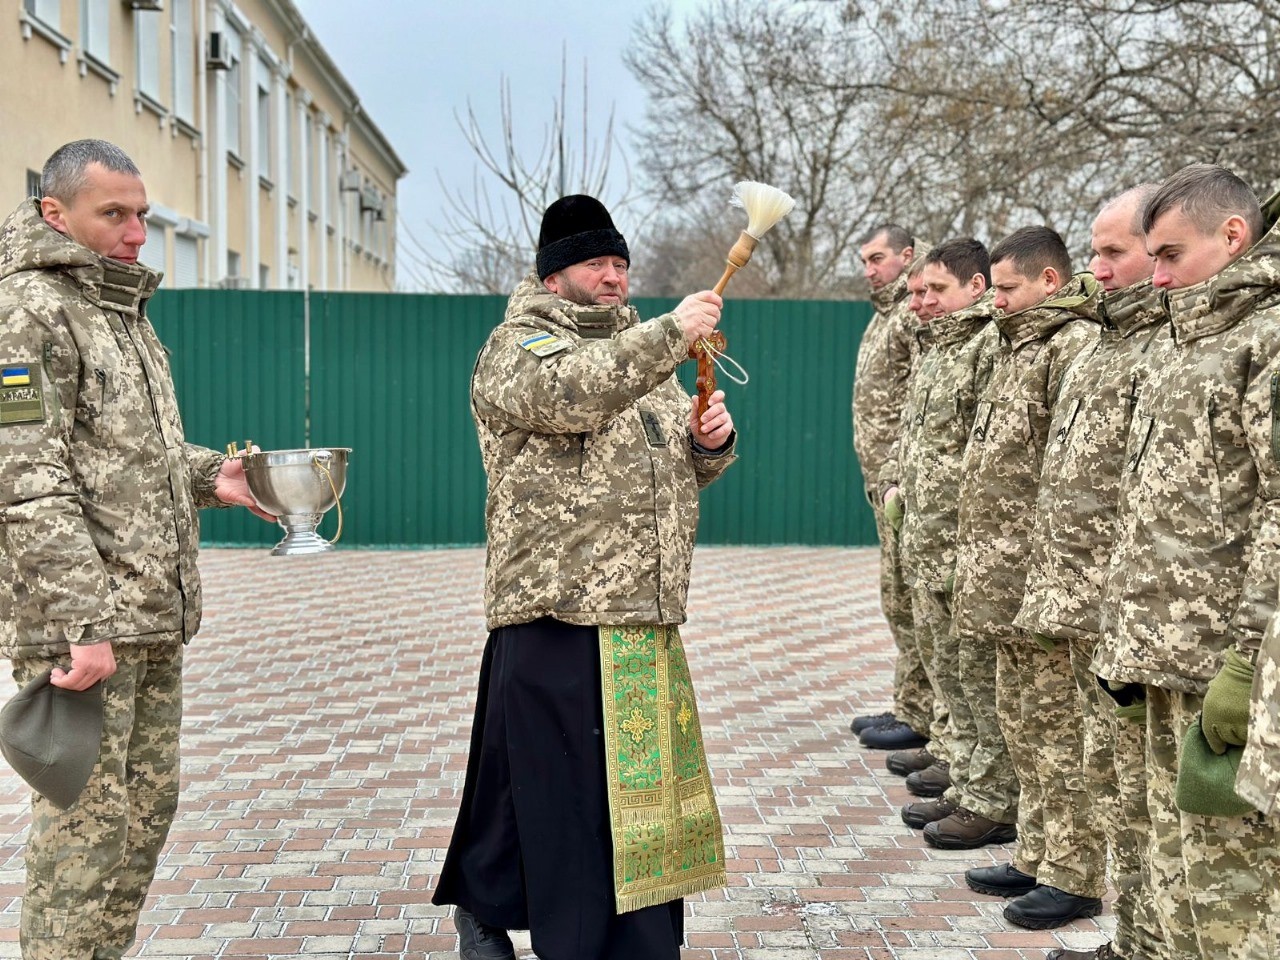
left=24, top=0, right=60, bottom=27
left=259, top=263, right=270, bottom=288
left=224, top=27, right=243, bottom=159
left=143, top=225, right=168, bottom=278
left=170, top=0, right=194, bottom=125
left=257, top=60, right=271, bottom=180
left=80, top=0, right=109, bottom=65
left=26, top=169, right=41, bottom=200
left=135, top=8, right=161, bottom=105
left=227, top=249, right=241, bottom=278
left=173, top=233, right=199, bottom=287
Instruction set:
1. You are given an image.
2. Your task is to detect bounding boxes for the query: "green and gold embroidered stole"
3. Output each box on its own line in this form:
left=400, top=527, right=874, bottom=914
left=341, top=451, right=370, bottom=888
left=598, top=624, right=726, bottom=913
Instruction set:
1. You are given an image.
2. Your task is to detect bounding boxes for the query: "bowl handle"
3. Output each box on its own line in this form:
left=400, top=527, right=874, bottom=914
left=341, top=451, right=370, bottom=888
left=311, top=450, right=344, bottom=545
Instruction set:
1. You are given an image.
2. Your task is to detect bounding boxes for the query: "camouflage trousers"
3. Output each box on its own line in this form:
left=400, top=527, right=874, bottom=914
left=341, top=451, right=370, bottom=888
left=910, top=586, right=957, bottom=766
left=1073, top=645, right=1163, bottom=960
left=871, top=498, right=931, bottom=736
left=996, top=639, right=1106, bottom=897
left=1145, top=686, right=1280, bottom=960
left=952, top=634, right=1017, bottom=823
left=13, top=641, right=184, bottom=960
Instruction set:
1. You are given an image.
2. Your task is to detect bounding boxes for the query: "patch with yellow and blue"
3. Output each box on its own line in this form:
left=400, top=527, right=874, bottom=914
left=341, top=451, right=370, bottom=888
left=0, top=364, right=43, bottom=425
left=519, top=331, right=571, bottom=358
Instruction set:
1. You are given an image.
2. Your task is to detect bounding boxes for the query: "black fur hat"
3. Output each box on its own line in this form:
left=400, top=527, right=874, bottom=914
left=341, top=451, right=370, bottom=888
left=536, top=195, right=630, bottom=280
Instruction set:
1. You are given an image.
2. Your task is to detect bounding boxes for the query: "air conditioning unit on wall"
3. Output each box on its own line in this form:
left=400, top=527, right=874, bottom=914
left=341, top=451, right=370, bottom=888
left=127, top=0, right=165, bottom=10
left=207, top=32, right=231, bottom=70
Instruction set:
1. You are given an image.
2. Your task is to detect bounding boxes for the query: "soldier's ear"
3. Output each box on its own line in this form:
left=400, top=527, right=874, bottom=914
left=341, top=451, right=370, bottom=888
left=1223, top=215, right=1251, bottom=256
left=902, top=246, right=915, bottom=265
left=40, top=197, right=69, bottom=236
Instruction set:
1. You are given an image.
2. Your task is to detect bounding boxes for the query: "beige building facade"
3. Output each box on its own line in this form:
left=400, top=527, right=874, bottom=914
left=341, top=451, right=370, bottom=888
left=1, top=0, right=406, bottom=290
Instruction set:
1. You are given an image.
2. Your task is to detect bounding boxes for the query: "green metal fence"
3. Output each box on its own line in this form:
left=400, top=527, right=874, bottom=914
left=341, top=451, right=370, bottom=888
left=149, top=290, right=877, bottom=547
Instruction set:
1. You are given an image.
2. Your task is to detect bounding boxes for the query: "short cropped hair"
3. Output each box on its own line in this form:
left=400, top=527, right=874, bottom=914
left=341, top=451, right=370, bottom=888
left=1100, top=183, right=1159, bottom=236
left=990, top=225, right=1072, bottom=282
left=859, top=222, right=913, bottom=252
left=1141, top=163, right=1263, bottom=244
left=924, top=237, right=991, bottom=288
left=41, top=139, right=140, bottom=203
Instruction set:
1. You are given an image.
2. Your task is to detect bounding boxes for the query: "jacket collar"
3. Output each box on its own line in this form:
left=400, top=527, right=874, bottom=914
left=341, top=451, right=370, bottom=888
left=994, top=273, right=1101, bottom=349
left=870, top=272, right=907, bottom=315
left=930, top=290, right=997, bottom=347
left=504, top=272, right=638, bottom=338
left=1099, top=278, right=1166, bottom=338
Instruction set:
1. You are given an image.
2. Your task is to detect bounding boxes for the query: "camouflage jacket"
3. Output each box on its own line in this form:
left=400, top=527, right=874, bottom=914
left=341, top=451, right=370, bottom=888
left=1095, top=223, right=1280, bottom=693
left=892, top=293, right=1001, bottom=590
left=0, top=200, right=225, bottom=660
left=472, top=275, right=737, bottom=631
left=1238, top=583, right=1280, bottom=813
left=1015, top=280, right=1170, bottom=642
left=852, top=275, right=914, bottom=500
left=951, top=274, right=1102, bottom=642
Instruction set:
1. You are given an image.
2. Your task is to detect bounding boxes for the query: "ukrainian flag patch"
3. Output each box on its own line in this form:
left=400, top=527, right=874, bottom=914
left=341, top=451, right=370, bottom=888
left=520, top=332, right=570, bottom=358
left=0, top=364, right=42, bottom=425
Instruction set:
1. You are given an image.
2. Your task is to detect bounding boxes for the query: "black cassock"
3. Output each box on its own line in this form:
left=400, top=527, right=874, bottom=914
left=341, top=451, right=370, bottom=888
left=432, top=617, right=684, bottom=960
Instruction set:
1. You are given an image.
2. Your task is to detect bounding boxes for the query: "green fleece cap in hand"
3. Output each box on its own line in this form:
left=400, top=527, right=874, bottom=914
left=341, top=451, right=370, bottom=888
left=1175, top=718, right=1255, bottom=818
left=0, top=669, right=103, bottom=811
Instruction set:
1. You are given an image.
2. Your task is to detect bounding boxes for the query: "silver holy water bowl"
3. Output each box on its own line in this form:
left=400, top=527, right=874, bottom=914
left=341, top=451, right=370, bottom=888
left=242, top=448, right=350, bottom=556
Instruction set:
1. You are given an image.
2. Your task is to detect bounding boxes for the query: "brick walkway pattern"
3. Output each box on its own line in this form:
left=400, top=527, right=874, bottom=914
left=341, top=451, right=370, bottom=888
left=0, top=546, right=1114, bottom=958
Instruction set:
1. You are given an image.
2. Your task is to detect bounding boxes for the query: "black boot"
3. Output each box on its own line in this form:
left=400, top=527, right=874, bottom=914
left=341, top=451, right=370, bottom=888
left=849, top=710, right=896, bottom=735
left=1003, top=885, right=1103, bottom=930
left=859, top=720, right=927, bottom=750
left=455, top=907, right=517, bottom=960
left=964, top=862, right=1037, bottom=897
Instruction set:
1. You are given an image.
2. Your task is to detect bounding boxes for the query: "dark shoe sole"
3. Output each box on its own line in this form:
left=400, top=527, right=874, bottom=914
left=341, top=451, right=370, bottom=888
left=1003, top=898, right=1103, bottom=930
left=923, top=823, right=1017, bottom=850
left=966, top=876, right=1037, bottom=898
left=860, top=729, right=929, bottom=750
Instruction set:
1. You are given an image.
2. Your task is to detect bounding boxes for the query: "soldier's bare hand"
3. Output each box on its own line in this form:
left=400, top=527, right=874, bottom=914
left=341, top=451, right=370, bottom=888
left=215, top=453, right=277, bottom=522
left=675, top=291, right=723, bottom=348
left=51, top=641, right=116, bottom=691
left=690, top=390, right=733, bottom=450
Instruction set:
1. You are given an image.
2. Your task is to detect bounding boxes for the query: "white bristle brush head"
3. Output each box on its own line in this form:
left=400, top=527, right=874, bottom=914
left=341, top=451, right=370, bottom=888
left=730, top=181, right=796, bottom=239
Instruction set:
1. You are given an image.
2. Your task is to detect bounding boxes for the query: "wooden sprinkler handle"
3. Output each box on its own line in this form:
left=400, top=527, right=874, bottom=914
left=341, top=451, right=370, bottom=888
left=712, top=231, right=760, bottom=296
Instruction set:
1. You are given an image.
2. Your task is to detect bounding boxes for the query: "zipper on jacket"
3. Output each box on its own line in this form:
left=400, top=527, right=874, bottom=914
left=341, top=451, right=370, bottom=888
left=914, top=388, right=931, bottom=427
left=1055, top=398, right=1081, bottom=443
left=1271, top=372, right=1280, bottom=460
left=94, top=368, right=109, bottom=407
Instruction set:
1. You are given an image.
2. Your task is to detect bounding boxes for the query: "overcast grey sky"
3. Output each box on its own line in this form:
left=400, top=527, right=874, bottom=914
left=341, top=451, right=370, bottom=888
left=293, top=0, right=703, bottom=289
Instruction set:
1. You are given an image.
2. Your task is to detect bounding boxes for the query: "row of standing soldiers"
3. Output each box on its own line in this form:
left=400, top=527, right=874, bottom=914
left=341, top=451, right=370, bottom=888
left=850, top=165, right=1280, bottom=960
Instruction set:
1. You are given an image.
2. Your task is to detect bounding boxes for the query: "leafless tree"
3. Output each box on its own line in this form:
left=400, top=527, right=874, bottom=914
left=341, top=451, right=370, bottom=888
left=629, top=0, right=1280, bottom=294
left=421, top=51, right=635, bottom=293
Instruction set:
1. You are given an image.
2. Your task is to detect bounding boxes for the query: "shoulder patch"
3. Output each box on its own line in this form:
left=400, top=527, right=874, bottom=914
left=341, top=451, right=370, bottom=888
left=520, top=332, right=571, bottom=358
left=0, top=365, right=43, bottom=425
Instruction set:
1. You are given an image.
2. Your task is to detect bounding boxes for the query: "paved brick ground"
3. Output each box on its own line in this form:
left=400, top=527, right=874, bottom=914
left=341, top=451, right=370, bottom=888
left=0, top=546, right=1114, bottom=958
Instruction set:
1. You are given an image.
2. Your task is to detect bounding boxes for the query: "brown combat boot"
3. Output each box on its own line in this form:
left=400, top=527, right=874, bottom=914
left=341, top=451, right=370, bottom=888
left=906, top=761, right=951, bottom=797
left=901, top=795, right=957, bottom=829
left=886, top=747, right=936, bottom=776
left=923, top=806, right=1017, bottom=849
